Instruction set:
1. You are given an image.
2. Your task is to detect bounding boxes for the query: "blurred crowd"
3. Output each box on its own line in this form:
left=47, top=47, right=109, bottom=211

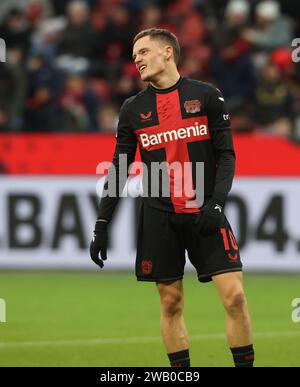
left=0, top=0, right=300, bottom=141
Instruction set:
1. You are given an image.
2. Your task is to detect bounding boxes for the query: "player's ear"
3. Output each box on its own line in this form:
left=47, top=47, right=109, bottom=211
left=165, top=45, right=173, bottom=61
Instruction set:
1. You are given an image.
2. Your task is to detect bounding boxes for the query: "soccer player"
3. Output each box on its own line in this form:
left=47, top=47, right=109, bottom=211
left=90, top=28, right=254, bottom=367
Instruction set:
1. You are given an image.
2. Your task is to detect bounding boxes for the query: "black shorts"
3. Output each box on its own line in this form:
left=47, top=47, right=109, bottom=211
left=136, top=203, right=242, bottom=283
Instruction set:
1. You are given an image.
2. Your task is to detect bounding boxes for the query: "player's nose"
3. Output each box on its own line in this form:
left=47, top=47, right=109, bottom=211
left=134, top=54, right=143, bottom=65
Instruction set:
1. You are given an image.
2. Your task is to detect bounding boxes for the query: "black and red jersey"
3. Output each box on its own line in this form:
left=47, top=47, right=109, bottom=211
left=98, top=76, right=235, bottom=220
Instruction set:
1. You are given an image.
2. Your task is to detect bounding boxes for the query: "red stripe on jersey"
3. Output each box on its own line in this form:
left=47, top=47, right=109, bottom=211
left=134, top=89, right=210, bottom=213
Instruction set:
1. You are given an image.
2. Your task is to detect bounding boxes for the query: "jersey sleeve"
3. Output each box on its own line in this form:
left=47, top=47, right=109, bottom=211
left=97, top=98, right=137, bottom=221
left=207, top=86, right=236, bottom=205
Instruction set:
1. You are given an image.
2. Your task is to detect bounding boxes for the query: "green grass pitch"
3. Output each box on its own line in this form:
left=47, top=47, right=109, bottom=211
left=0, top=271, right=299, bottom=367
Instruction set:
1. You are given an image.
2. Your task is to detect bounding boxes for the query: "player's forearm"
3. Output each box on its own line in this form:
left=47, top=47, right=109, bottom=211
left=210, top=125, right=235, bottom=205
left=97, top=143, right=136, bottom=222
left=213, top=150, right=235, bottom=205
left=97, top=195, right=119, bottom=223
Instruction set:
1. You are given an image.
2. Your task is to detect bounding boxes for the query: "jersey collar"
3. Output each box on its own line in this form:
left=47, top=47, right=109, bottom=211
left=148, top=76, right=184, bottom=94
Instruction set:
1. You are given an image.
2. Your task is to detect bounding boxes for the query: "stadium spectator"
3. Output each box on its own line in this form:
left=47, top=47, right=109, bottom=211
left=22, top=52, right=63, bottom=131
left=97, top=5, right=136, bottom=81
left=0, top=46, right=26, bottom=131
left=138, top=4, right=163, bottom=32
left=55, top=0, right=100, bottom=73
left=0, top=8, right=32, bottom=54
left=24, top=84, right=60, bottom=131
left=211, top=0, right=256, bottom=113
left=60, top=74, right=100, bottom=131
left=0, top=108, right=11, bottom=132
left=180, top=53, right=207, bottom=81
left=176, top=6, right=206, bottom=51
left=253, top=63, right=295, bottom=137
left=29, top=17, right=66, bottom=61
left=96, top=103, right=118, bottom=133
left=242, top=1, right=293, bottom=52
left=6, top=46, right=27, bottom=130
left=26, top=52, right=63, bottom=100
left=111, top=75, right=140, bottom=106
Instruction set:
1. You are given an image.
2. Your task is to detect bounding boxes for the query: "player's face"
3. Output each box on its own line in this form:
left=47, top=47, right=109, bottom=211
left=133, top=36, right=168, bottom=82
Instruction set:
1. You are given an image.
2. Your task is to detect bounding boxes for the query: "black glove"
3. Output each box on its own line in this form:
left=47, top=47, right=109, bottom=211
left=195, top=196, right=225, bottom=235
left=90, top=220, right=108, bottom=269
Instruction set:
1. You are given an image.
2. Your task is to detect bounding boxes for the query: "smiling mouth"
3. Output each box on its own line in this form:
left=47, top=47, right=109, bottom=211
left=139, top=65, right=147, bottom=72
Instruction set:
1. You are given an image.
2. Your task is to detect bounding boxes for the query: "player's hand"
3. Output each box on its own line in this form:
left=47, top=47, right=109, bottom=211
left=195, top=198, right=225, bottom=235
left=90, top=220, right=108, bottom=269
